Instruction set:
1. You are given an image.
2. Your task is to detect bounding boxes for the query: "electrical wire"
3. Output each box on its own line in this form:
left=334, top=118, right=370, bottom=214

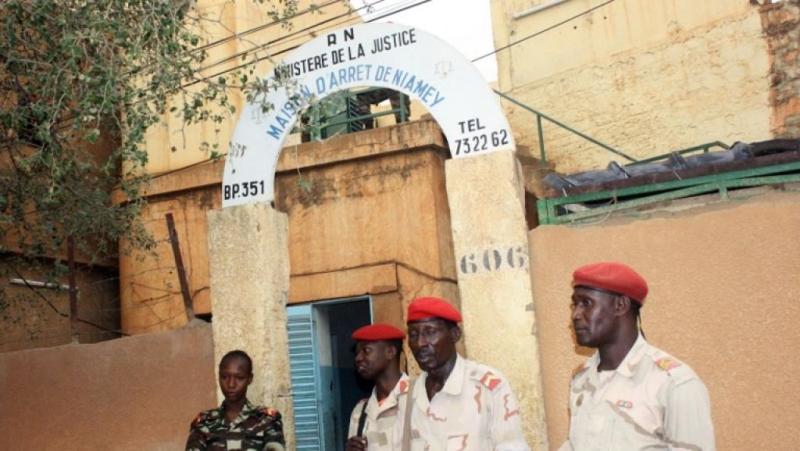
left=182, top=0, right=431, bottom=90
left=180, top=0, right=431, bottom=89
left=190, top=0, right=345, bottom=56
left=471, top=0, right=616, bottom=62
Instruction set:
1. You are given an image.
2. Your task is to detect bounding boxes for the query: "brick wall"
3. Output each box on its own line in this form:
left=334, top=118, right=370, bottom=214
left=761, top=0, right=800, bottom=138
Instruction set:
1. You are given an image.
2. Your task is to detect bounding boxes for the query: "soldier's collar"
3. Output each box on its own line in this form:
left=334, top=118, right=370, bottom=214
left=220, top=398, right=254, bottom=408
left=614, top=333, right=647, bottom=378
left=218, top=399, right=256, bottom=419
left=441, top=354, right=466, bottom=395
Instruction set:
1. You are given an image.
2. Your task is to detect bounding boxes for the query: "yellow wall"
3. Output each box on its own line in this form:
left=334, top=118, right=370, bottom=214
left=121, top=119, right=460, bottom=335
left=142, top=0, right=362, bottom=175
left=119, top=186, right=218, bottom=333
left=491, top=0, right=773, bottom=173
left=529, top=190, right=800, bottom=450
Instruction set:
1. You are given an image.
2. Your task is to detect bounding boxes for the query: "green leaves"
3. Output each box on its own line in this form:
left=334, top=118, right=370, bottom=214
left=0, top=0, right=344, bottom=337
left=0, top=0, right=296, bottom=303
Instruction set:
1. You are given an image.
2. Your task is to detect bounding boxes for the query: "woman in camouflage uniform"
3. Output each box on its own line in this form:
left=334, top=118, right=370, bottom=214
left=186, top=350, right=285, bottom=451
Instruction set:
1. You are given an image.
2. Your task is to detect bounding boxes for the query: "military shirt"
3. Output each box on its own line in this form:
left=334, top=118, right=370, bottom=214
left=186, top=400, right=285, bottom=451
left=561, top=334, right=715, bottom=451
left=347, top=373, right=410, bottom=451
left=407, top=354, right=530, bottom=451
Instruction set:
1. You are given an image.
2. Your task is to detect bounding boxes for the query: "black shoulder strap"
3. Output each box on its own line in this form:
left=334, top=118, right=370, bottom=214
left=356, top=399, right=369, bottom=437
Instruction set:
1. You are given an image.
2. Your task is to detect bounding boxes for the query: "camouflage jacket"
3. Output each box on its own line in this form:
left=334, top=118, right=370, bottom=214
left=185, top=400, right=285, bottom=451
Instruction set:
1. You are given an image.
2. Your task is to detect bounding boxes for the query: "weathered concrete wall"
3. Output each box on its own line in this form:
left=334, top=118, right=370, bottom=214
left=760, top=0, right=800, bottom=138
left=491, top=0, right=773, bottom=173
left=120, top=187, right=218, bottom=333
left=275, top=121, right=457, bottom=293
left=207, top=203, right=295, bottom=448
left=275, top=120, right=461, bottom=373
left=529, top=191, right=800, bottom=450
left=1, top=262, right=119, bottom=352
left=0, top=324, right=217, bottom=450
left=122, top=119, right=458, bottom=336
left=141, top=0, right=362, bottom=175
left=446, top=150, right=548, bottom=450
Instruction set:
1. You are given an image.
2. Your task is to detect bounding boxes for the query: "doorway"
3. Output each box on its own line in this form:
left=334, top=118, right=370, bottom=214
left=287, top=296, right=372, bottom=451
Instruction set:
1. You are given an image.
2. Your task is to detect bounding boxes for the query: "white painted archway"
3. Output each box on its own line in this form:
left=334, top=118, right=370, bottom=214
left=210, top=22, right=548, bottom=450
left=221, top=23, right=513, bottom=207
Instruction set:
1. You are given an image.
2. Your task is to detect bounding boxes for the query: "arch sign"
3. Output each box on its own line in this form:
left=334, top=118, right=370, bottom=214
left=222, top=23, right=514, bottom=207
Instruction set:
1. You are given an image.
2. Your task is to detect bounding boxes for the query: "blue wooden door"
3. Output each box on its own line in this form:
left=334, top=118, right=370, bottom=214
left=313, top=305, right=338, bottom=451
left=288, top=298, right=372, bottom=450
left=287, top=305, right=322, bottom=450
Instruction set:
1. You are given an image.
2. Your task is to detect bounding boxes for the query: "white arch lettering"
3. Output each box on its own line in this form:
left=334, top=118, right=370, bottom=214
left=222, top=23, right=513, bottom=207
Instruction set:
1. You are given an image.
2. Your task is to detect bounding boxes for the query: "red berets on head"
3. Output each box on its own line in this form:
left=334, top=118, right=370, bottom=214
left=407, top=297, right=463, bottom=323
left=351, top=323, right=406, bottom=341
left=572, top=262, right=649, bottom=304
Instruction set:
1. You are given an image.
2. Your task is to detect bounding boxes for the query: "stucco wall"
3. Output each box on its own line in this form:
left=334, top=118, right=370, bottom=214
left=491, top=0, right=773, bottom=173
left=0, top=324, right=217, bottom=450
left=529, top=191, right=800, bottom=450
left=141, top=0, right=362, bottom=175
left=121, top=119, right=459, bottom=334
left=275, top=126, right=456, bottom=288
left=1, top=262, right=120, bottom=352
left=120, top=187, right=218, bottom=333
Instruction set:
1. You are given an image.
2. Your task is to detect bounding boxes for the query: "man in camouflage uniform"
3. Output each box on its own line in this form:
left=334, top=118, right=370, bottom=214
left=186, top=350, right=285, bottom=451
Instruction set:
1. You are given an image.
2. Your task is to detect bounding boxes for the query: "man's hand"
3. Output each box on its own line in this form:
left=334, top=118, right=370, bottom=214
left=346, top=436, right=368, bottom=451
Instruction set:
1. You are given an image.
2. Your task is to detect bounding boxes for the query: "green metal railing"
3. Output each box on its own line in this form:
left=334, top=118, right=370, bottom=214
left=494, top=90, right=736, bottom=168
left=630, top=141, right=730, bottom=166
left=308, top=88, right=409, bottom=141
left=496, top=90, right=796, bottom=225
left=536, top=160, right=800, bottom=225
left=494, top=89, right=637, bottom=163
left=321, top=105, right=408, bottom=131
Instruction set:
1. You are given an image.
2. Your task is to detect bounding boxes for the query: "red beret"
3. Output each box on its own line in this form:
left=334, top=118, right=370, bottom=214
left=407, top=297, right=462, bottom=323
left=352, top=323, right=405, bottom=341
left=572, top=262, right=649, bottom=304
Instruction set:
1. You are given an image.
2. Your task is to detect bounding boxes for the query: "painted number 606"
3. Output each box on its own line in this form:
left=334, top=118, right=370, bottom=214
left=459, top=246, right=528, bottom=274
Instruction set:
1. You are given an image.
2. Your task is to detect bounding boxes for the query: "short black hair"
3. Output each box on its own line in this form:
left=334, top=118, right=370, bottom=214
left=388, top=339, right=403, bottom=361
left=442, top=319, right=459, bottom=330
left=630, top=300, right=646, bottom=338
left=220, top=350, right=253, bottom=374
left=352, top=340, right=404, bottom=361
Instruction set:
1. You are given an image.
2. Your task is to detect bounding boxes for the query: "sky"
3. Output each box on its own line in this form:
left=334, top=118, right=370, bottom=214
left=352, top=0, right=499, bottom=82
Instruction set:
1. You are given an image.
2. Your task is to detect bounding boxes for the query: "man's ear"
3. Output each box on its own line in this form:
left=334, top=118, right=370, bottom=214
left=384, top=342, right=398, bottom=360
left=615, top=295, right=632, bottom=317
left=450, top=325, right=462, bottom=343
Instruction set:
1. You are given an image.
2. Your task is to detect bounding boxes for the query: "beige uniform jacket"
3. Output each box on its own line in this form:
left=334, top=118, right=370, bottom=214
left=347, top=373, right=410, bottom=451
left=407, top=354, right=530, bottom=451
left=561, top=334, right=715, bottom=451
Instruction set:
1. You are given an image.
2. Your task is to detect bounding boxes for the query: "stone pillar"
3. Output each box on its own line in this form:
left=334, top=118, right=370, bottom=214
left=445, top=149, right=548, bottom=450
left=207, top=203, right=295, bottom=447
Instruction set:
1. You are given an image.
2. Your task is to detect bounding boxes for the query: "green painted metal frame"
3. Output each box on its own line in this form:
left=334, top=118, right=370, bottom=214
left=316, top=89, right=409, bottom=139
left=321, top=105, right=408, bottom=130
left=537, top=160, right=800, bottom=225
left=494, top=90, right=637, bottom=163
left=630, top=141, right=730, bottom=165
left=494, top=90, right=734, bottom=168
